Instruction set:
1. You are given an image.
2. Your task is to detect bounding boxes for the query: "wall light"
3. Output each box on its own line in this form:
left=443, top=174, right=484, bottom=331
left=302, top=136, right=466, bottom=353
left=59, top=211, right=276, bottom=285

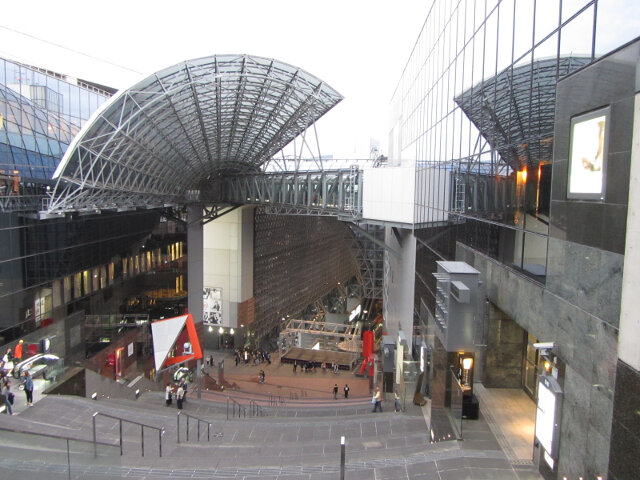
left=218, top=327, right=224, bottom=334
left=230, top=328, right=235, bottom=335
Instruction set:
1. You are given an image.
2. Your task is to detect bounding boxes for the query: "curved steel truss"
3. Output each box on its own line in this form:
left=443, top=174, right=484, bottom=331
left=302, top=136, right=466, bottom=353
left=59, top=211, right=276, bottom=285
left=44, top=54, right=342, bottom=213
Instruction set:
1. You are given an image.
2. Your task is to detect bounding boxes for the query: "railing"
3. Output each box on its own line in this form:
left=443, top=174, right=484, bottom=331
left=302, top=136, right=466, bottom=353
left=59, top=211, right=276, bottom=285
left=226, top=396, right=246, bottom=419
left=177, top=411, right=223, bottom=443
left=92, top=411, right=164, bottom=457
left=249, top=400, right=265, bottom=417
left=268, top=394, right=286, bottom=407
left=0, top=426, right=119, bottom=480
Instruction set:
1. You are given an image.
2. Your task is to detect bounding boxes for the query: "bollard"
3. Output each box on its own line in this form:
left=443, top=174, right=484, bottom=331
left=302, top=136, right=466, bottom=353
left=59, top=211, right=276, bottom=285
left=340, top=436, right=345, bottom=480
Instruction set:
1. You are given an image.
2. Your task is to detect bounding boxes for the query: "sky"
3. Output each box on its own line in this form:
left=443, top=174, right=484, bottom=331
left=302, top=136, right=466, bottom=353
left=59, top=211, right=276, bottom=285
left=0, top=0, right=429, bottom=158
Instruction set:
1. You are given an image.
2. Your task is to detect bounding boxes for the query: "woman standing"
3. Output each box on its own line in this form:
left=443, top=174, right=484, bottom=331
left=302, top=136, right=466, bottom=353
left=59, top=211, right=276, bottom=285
left=22, top=371, right=33, bottom=407
left=2, top=377, right=14, bottom=414
left=165, top=383, right=173, bottom=406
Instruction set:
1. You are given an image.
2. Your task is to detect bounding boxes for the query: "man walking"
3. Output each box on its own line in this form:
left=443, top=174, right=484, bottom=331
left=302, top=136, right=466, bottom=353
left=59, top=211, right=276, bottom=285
left=344, top=384, right=350, bottom=399
left=333, top=384, right=338, bottom=399
left=372, top=388, right=382, bottom=412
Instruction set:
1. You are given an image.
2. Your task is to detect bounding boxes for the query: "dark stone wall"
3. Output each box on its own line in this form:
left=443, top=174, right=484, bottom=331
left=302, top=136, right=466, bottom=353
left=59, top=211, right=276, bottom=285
left=608, top=360, right=640, bottom=480
left=484, top=303, right=525, bottom=388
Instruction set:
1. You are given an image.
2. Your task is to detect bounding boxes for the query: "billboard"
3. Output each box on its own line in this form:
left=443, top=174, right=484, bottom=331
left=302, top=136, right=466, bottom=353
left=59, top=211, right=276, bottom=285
left=203, top=287, right=222, bottom=325
left=567, top=107, right=609, bottom=200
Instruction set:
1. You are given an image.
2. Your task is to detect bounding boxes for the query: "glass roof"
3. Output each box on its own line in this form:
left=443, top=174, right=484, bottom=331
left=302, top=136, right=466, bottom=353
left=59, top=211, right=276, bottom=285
left=47, top=54, right=342, bottom=212
left=455, top=56, right=591, bottom=171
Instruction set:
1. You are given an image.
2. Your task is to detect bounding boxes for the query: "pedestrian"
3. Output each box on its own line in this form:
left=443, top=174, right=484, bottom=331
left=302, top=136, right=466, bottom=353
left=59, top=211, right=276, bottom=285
left=179, top=377, right=187, bottom=402
left=293, top=361, right=297, bottom=373
left=344, top=384, right=350, bottom=399
left=2, top=377, right=14, bottom=415
left=394, top=389, right=402, bottom=412
left=22, top=371, right=33, bottom=406
left=176, top=384, right=184, bottom=410
left=13, top=340, right=23, bottom=363
left=165, top=383, right=173, bottom=406
left=210, top=355, right=215, bottom=367
left=372, top=388, right=382, bottom=412
left=1, top=348, right=11, bottom=364
left=333, top=384, right=338, bottom=399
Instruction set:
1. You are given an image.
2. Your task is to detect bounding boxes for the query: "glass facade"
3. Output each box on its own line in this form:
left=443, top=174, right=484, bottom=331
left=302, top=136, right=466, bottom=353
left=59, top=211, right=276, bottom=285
left=390, top=0, right=640, bottom=314
left=0, top=57, right=113, bottom=180
left=0, top=56, right=187, bottom=339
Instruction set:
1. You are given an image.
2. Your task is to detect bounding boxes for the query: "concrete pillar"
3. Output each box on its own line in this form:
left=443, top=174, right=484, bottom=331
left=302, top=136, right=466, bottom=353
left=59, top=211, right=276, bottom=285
left=619, top=92, right=640, bottom=370
left=187, top=204, right=204, bottom=398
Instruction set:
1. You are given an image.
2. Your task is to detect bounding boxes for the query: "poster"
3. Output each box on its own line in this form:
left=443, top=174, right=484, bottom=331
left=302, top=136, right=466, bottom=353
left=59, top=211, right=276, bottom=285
left=203, top=287, right=222, bottom=325
left=568, top=108, right=608, bottom=199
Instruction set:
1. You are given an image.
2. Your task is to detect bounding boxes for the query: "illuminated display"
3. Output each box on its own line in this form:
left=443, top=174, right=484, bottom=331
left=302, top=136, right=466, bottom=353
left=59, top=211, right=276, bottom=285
left=568, top=107, right=609, bottom=199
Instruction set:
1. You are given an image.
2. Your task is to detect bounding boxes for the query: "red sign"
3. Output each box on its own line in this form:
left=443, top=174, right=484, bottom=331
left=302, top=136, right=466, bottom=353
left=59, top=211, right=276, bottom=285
left=107, top=353, right=116, bottom=366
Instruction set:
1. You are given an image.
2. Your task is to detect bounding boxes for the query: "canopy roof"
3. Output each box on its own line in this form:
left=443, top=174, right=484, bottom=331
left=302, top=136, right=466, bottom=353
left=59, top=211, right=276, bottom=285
left=455, top=56, right=591, bottom=171
left=46, top=54, right=342, bottom=212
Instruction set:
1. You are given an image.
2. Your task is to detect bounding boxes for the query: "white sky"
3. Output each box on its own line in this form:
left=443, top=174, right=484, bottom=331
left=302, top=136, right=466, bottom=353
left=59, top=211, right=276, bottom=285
left=0, top=0, right=429, bottom=158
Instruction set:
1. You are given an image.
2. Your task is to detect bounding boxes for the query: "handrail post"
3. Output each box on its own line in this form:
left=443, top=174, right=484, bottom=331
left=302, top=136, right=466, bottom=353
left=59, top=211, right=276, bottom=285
left=207, top=422, right=210, bottom=442
left=92, top=412, right=97, bottom=458
left=226, top=396, right=229, bottom=420
left=197, top=418, right=201, bottom=441
left=177, top=412, right=180, bottom=444
left=66, top=438, right=71, bottom=480
left=186, top=415, right=189, bottom=442
left=141, top=424, right=144, bottom=457
left=159, top=428, right=163, bottom=457
left=119, top=419, right=123, bottom=456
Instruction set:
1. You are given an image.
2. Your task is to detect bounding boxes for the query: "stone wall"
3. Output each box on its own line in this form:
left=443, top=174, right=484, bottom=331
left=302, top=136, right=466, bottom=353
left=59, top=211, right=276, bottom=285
left=457, top=243, right=616, bottom=479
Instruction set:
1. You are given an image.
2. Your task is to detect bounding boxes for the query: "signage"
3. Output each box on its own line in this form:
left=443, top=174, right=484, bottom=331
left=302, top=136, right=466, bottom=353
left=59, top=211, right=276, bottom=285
left=567, top=107, right=610, bottom=199
left=203, top=287, right=222, bottom=325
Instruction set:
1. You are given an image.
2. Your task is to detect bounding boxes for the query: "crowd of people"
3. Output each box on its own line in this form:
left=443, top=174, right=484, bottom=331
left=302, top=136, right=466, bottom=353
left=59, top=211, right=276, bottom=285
left=234, top=348, right=271, bottom=367
left=164, top=376, right=189, bottom=410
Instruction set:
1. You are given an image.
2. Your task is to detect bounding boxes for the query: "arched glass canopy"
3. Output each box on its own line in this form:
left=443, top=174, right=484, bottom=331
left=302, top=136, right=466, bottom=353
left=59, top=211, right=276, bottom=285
left=46, top=54, right=342, bottom=213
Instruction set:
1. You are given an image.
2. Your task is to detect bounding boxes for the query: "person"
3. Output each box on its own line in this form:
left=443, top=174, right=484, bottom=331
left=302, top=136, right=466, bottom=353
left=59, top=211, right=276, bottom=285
left=344, top=384, right=350, bottom=399
left=209, top=355, right=215, bottom=367
left=394, top=390, right=402, bottom=412
left=179, top=377, right=187, bottom=402
left=333, top=384, right=338, bottom=400
left=13, top=340, right=23, bottom=363
left=2, top=348, right=11, bottom=364
left=165, top=383, right=173, bottom=406
left=176, top=384, right=184, bottom=410
left=22, top=371, right=33, bottom=406
left=372, top=388, right=382, bottom=412
left=1, top=377, right=13, bottom=415
left=293, top=361, right=297, bottom=373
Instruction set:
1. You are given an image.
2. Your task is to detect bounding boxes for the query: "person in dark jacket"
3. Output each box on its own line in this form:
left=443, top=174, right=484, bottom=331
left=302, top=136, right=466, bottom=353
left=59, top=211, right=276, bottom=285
left=22, top=371, right=34, bottom=406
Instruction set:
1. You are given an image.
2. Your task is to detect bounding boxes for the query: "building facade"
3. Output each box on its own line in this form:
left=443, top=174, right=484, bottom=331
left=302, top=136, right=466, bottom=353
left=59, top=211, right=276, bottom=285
left=388, top=1, right=640, bottom=478
left=0, top=57, right=186, bottom=347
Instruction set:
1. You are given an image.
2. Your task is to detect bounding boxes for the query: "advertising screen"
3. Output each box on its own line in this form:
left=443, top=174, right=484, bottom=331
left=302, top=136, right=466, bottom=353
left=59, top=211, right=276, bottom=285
left=567, top=107, right=609, bottom=199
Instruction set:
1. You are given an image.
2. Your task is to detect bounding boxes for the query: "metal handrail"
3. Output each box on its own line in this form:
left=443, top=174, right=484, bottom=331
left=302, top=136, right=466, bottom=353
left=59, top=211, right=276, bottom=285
left=268, top=394, right=286, bottom=407
left=249, top=400, right=265, bottom=417
left=0, top=425, right=118, bottom=480
left=92, top=411, right=164, bottom=458
left=226, top=396, right=246, bottom=419
left=177, top=411, right=223, bottom=443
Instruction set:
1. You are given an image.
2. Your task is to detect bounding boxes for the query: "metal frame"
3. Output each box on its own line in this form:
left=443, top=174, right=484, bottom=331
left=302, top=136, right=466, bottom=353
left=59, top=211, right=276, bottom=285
left=44, top=55, right=343, bottom=214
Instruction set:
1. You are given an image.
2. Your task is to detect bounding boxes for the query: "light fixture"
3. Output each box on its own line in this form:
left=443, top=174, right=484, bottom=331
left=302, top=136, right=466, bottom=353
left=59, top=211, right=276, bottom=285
left=544, top=360, right=551, bottom=371
left=462, top=357, right=473, bottom=370
left=230, top=328, right=235, bottom=335
left=218, top=327, right=224, bottom=334
left=208, top=325, right=213, bottom=333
